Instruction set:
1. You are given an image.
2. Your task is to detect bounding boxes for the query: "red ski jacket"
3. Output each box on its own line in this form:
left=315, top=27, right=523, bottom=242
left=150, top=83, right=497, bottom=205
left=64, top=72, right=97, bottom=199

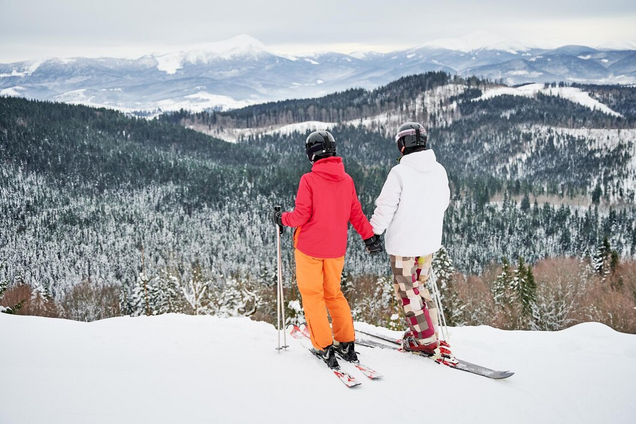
left=282, top=156, right=374, bottom=258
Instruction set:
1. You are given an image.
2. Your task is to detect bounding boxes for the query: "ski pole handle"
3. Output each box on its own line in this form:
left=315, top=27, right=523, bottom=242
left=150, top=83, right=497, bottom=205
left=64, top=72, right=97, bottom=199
left=274, top=205, right=283, bottom=235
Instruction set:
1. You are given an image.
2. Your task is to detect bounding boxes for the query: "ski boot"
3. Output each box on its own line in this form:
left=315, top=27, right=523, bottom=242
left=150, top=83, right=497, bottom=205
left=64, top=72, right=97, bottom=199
left=402, top=330, right=458, bottom=366
left=313, top=344, right=339, bottom=369
left=433, top=340, right=458, bottom=366
left=334, top=341, right=359, bottom=363
left=401, top=330, right=439, bottom=355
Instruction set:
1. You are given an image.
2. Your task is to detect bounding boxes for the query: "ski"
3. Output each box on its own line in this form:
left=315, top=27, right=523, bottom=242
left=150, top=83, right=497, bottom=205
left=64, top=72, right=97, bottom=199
left=343, top=359, right=382, bottom=380
left=356, top=329, right=514, bottom=380
left=289, top=325, right=361, bottom=388
left=291, top=324, right=382, bottom=380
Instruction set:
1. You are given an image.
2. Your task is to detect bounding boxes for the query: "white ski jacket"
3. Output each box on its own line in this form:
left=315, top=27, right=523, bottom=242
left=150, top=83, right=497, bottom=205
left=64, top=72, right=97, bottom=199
left=370, top=149, right=450, bottom=256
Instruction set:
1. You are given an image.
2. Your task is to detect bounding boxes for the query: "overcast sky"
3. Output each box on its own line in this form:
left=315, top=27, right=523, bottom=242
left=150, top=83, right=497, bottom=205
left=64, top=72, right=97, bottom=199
left=1, top=0, right=635, bottom=62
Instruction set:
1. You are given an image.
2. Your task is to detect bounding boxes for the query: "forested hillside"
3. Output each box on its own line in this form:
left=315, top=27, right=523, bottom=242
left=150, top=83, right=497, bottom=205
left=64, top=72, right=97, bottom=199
left=2, top=72, right=636, bottom=332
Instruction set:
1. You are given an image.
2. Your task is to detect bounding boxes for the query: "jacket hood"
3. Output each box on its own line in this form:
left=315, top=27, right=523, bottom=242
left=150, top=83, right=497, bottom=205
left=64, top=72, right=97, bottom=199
left=400, top=149, right=438, bottom=173
left=312, top=156, right=346, bottom=182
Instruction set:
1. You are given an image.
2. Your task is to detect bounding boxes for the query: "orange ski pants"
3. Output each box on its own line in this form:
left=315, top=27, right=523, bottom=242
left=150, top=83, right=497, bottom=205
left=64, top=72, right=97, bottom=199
left=295, top=249, right=355, bottom=350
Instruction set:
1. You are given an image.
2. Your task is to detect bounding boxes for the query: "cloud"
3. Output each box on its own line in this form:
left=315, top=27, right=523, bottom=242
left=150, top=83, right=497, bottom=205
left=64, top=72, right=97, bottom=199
left=1, top=0, right=635, bottom=62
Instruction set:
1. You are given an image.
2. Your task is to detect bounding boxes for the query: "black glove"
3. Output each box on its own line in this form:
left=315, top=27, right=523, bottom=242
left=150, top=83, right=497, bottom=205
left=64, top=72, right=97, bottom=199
left=271, top=209, right=284, bottom=227
left=364, top=235, right=383, bottom=255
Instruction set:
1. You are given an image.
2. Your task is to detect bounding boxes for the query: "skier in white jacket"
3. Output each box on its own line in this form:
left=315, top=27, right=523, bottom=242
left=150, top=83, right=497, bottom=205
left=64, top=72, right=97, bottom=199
left=370, top=122, right=451, bottom=356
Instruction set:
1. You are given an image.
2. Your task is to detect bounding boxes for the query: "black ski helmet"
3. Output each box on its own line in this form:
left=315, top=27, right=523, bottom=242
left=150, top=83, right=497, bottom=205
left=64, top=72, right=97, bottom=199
left=395, top=122, right=427, bottom=153
left=305, top=130, right=337, bottom=163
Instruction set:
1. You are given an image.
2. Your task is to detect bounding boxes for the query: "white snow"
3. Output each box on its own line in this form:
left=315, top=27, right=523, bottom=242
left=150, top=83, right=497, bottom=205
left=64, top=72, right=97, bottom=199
left=155, top=52, right=183, bottom=74
left=0, top=59, right=43, bottom=78
left=53, top=88, right=90, bottom=103
left=0, top=86, right=25, bottom=96
left=51, top=57, right=77, bottom=65
left=0, top=70, right=27, bottom=78
left=544, top=86, right=623, bottom=117
left=0, top=313, right=634, bottom=424
left=153, top=35, right=269, bottom=74
left=476, top=83, right=544, bottom=100
left=595, top=40, right=636, bottom=51
left=185, top=91, right=253, bottom=109
left=508, top=70, right=531, bottom=76
left=24, top=59, right=44, bottom=75
left=264, top=120, right=337, bottom=136
left=420, top=31, right=528, bottom=54
left=182, top=91, right=254, bottom=111
left=475, top=84, right=623, bottom=117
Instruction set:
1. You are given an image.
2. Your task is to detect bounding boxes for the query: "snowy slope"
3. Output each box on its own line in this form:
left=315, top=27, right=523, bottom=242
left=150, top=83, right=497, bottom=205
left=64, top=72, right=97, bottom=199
left=0, top=314, right=634, bottom=424
left=475, top=83, right=623, bottom=116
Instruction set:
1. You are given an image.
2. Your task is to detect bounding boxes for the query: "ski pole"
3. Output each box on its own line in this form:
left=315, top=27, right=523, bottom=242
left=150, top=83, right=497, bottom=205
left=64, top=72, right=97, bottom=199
left=429, top=268, right=450, bottom=342
left=275, top=206, right=288, bottom=351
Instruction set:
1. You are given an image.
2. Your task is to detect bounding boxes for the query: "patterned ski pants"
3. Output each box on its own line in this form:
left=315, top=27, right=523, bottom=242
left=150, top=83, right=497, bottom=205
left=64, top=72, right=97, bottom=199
left=390, top=254, right=438, bottom=345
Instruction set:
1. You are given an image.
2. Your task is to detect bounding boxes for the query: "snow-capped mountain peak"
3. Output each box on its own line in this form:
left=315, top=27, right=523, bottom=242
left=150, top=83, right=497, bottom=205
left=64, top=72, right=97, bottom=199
left=420, top=31, right=529, bottom=54
left=595, top=39, right=636, bottom=51
left=2, top=33, right=635, bottom=112
left=183, top=34, right=269, bottom=60
left=154, top=34, right=270, bottom=74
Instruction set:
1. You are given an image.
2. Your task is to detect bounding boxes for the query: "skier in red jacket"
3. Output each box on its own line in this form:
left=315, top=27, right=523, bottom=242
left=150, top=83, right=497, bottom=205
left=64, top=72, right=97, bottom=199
left=272, top=131, right=382, bottom=368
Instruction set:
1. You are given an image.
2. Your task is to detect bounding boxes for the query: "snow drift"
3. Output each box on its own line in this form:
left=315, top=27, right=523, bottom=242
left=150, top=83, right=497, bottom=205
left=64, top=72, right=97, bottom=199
left=0, top=313, right=634, bottom=424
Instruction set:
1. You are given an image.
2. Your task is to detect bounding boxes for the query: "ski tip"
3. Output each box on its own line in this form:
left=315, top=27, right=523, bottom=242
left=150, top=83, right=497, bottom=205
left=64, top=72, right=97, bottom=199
left=494, top=371, right=515, bottom=379
left=334, top=370, right=362, bottom=387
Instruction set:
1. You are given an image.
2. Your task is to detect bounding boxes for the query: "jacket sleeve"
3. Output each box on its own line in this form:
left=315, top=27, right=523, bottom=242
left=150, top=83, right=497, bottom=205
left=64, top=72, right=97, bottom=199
left=282, top=175, right=312, bottom=227
left=442, top=167, right=451, bottom=210
left=348, top=179, right=374, bottom=240
left=370, top=169, right=402, bottom=235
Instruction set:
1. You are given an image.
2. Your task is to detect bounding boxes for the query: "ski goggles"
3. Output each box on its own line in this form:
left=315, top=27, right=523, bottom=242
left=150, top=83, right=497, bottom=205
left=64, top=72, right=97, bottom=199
left=395, top=128, right=427, bottom=144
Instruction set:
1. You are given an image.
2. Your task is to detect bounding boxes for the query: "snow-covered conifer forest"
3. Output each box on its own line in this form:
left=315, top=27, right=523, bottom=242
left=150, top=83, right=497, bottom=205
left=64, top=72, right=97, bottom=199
left=1, top=72, right=635, bottom=332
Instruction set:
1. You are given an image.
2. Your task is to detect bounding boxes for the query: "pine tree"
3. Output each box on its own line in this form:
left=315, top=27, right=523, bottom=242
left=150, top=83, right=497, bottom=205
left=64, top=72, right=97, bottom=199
left=130, top=272, right=153, bottom=316
left=521, top=193, right=531, bottom=213
left=0, top=276, right=10, bottom=314
left=492, top=257, right=512, bottom=306
left=151, top=270, right=186, bottom=315
left=516, top=258, right=537, bottom=317
left=592, top=237, right=612, bottom=278
left=119, top=285, right=132, bottom=316
left=492, top=257, right=529, bottom=329
left=182, top=264, right=211, bottom=315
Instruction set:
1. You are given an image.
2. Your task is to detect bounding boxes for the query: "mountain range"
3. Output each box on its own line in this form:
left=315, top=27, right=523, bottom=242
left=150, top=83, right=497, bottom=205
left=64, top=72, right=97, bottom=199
left=1, top=35, right=635, bottom=114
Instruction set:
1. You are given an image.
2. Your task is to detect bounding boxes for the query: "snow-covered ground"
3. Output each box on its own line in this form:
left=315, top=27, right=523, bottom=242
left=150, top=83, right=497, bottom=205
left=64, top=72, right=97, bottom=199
left=188, top=120, right=337, bottom=143
left=475, top=84, right=623, bottom=117
left=1, top=313, right=635, bottom=424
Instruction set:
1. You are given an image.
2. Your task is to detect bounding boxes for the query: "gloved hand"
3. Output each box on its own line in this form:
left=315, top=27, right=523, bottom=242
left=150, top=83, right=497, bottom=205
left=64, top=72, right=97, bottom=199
left=271, top=209, right=284, bottom=227
left=364, top=234, right=383, bottom=255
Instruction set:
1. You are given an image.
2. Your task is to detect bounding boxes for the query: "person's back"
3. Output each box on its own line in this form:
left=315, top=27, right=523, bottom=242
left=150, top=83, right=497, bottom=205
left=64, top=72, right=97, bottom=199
left=370, top=122, right=452, bottom=358
left=372, top=148, right=449, bottom=256
left=271, top=130, right=381, bottom=368
left=285, top=156, right=369, bottom=258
